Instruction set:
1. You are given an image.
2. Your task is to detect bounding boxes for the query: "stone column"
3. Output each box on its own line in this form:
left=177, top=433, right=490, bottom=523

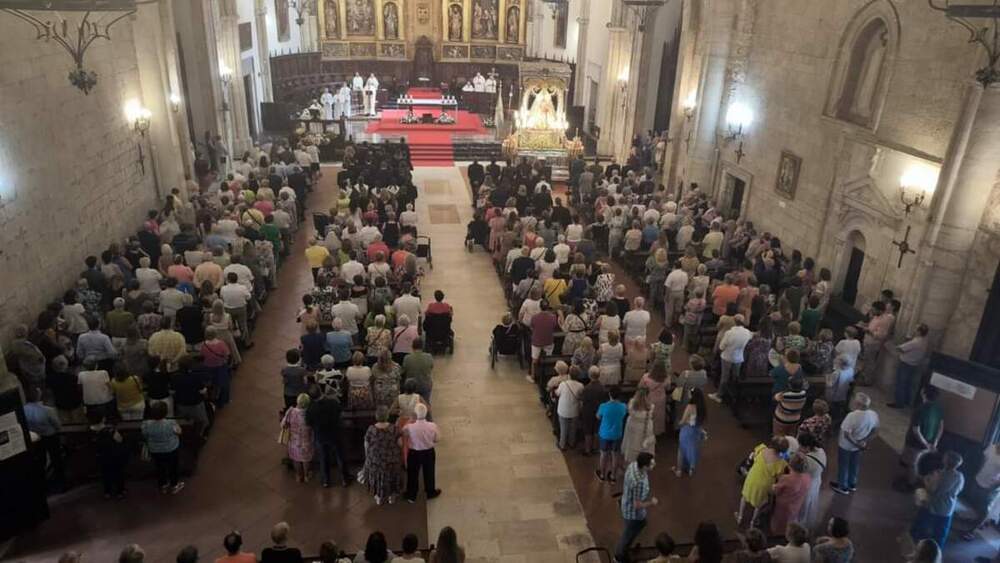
left=573, top=0, right=591, bottom=99
left=685, top=0, right=750, bottom=190
left=255, top=0, right=274, bottom=102
left=133, top=0, right=189, bottom=197
left=217, top=0, right=253, bottom=155
left=596, top=1, right=641, bottom=161
left=914, top=82, right=1000, bottom=355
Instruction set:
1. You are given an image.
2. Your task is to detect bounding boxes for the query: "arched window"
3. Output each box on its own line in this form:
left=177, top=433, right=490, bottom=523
left=825, top=1, right=900, bottom=130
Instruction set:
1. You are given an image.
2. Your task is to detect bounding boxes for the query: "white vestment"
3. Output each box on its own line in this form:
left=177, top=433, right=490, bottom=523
left=335, top=85, right=353, bottom=119
left=320, top=91, right=335, bottom=120
left=364, top=76, right=380, bottom=115
left=473, top=73, right=486, bottom=92
left=485, top=78, right=496, bottom=93
left=352, top=75, right=364, bottom=91
left=462, top=82, right=475, bottom=92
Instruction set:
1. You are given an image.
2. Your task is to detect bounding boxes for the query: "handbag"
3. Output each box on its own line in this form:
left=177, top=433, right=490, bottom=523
left=737, top=446, right=758, bottom=478
left=278, top=427, right=290, bottom=445
left=140, top=443, right=151, bottom=462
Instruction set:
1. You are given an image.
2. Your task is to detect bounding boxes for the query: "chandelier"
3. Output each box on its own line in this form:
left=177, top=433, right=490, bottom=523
left=928, top=0, right=1000, bottom=86
left=540, top=0, right=568, bottom=18
left=1, top=1, right=137, bottom=94
left=624, top=0, right=667, bottom=32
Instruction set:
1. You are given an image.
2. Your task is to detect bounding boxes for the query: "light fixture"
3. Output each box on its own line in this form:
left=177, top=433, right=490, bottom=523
left=899, top=163, right=939, bottom=215
left=724, top=102, right=753, bottom=163
left=540, top=0, right=568, bottom=18
left=168, top=92, right=182, bottom=113
left=289, top=0, right=314, bottom=26
left=624, top=0, right=668, bottom=32
left=682, top=91, right=697, bottom=119
left=124, top=99, right=151, bottom=177
left=124, top=99, right=152, bottom=136
left=219, top=62, right=233, bottom=85
left=928, top=0, right=1000, bottom=87
left=2, top=6, right=134, bottom=94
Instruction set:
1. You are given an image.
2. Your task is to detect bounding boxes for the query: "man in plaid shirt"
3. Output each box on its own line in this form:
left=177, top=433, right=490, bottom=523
left=614, top=452, right=658, bottom=562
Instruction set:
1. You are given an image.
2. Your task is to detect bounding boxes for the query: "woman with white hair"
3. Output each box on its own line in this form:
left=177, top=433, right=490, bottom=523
left=135, top=256, right=164, bottom=296
left=366, top=314, right=392, bottom=361
left=391, top=314, right=419, bottom=365
left=361, top=406, right=403, bottom=505
left=280, top=393, right=315, bottom=483
left=206, top=299, right=241, bottom=365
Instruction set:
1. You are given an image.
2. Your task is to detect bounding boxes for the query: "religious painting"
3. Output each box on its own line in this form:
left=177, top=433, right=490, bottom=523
left=322, top=42, right=351, bottom=58
left=553, top=1, right=568, bottom=48
left=447, top=3, right=463, bottom=42
left=775, top=150, right=802, bottom=200
left=349, top=42, right=377, bottom=56
left=346, top=0, right=376, bottom=36
left=471, top=0, right=499, bottom=40
left=380, top=42, right=406, bottom=58
left=275, top=0, right=291, bottom=41
left=383, top=1, right=400, bottom=39
left=323, top=0, right=340, bottom=38
left=417, top=3, right=430, bottom=24
left=443, top=44, right=469, bottom=59
left=505, top=6, right=519, bottom=43
left=471, top=45, right=496, bottom=59
left=238, top=22, right=253, bottom=52
left=497, top=46, right=523, bottom=61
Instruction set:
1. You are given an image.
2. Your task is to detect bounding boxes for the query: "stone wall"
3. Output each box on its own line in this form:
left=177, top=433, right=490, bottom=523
left=0, top=15, right=159, bottom=339
left=669, top=0, right=988, bottom=317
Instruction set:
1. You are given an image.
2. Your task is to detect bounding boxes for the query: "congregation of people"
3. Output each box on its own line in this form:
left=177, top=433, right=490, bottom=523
left=463, top=149, right=994, bottom=562
left=62, top=521, right=468, bottom=563
left=11, top=128, right=999, bottom=563
left=7, top=137, right=328, bottom=498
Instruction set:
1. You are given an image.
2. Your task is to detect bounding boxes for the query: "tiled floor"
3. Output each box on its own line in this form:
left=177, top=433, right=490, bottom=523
left=409, top=166, right=595, bottom=563
left=8, top=164, right=1000, bottom=563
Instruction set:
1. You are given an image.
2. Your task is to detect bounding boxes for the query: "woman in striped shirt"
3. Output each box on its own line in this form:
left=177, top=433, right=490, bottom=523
left=773, top=378, right=808, bottom=437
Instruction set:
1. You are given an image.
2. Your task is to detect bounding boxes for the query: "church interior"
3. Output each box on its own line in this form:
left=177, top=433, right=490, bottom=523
left=4, top=0, right=1000, bottom=561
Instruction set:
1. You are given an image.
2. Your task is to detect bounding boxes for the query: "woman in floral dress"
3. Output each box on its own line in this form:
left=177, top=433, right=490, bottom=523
left=371, top=351, right=401, bottom=410
left=281, top=394, right=315, bottom=483
left=362, top=406, right=403, bottom=504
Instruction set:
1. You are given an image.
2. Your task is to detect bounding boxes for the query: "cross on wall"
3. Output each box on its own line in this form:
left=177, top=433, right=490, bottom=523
left=892, top=225, right=916, bottom=268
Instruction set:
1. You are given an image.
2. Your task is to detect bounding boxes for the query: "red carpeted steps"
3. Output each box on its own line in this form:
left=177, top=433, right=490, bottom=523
left=400, top=131, right=454, bottom=166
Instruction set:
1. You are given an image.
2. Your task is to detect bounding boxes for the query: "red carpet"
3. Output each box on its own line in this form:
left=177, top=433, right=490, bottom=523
left=365, top=88, right=487, bottom=166
left=405, top=132, right=455, bottom=167
left=407, top=87, right=443, bottom=99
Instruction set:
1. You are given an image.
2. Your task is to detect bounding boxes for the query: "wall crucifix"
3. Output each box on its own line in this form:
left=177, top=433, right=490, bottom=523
left=892, top=225, right=916, bottom=268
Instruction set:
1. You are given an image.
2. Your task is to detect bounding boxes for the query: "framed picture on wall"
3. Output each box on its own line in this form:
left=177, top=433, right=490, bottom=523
left=775, top=150, right=802, bottom=200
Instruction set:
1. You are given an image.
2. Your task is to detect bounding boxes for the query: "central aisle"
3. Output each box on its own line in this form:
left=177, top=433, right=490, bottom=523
left=411, top=167, right=595, bottom=563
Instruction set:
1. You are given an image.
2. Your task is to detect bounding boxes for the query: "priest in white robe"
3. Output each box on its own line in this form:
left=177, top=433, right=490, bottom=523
left=473, top=72, right=486, bottom=92
left=364, top=73, right=380, bottom=116
left=320, top=87, right=335, bottom=120
left=335, top=83, right=353, bottom=119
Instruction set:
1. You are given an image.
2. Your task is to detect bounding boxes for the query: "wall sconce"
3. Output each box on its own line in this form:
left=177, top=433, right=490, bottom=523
left=168, top=92, right=182, bottom=113
left=682, top=91, right=697, bottom=120
left=289, top=0, right=314, bottom=26
left=219, top=62, right=233, bottom=86
left=899, top=163, right=939, bottom=215
left=124, top=99, right=151, bottom=176
left=124, top=99, right=152, bottom=136
left=724, top=102, right=753, bottom=163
